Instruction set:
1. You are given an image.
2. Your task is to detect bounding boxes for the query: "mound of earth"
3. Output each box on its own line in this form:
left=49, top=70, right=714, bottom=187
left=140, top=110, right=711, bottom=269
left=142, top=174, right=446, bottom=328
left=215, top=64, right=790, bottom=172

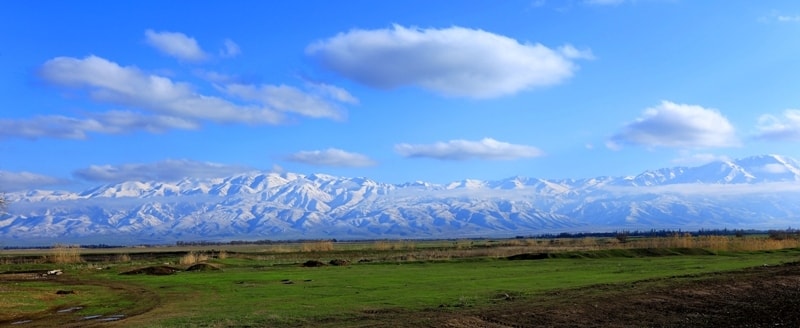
left=329, top=259, right=349, bottom=266
left=120, top=265, right=180, bottom=275
left=506, top=253, right=549, bottom=260
left=302, top=260, right=326, bottom=267
left=185, top=263, right=221, bottom=272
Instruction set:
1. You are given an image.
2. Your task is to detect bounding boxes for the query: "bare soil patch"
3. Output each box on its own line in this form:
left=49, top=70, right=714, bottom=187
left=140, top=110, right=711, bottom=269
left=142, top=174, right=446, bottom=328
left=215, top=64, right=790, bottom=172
left=119, top=265, right=181, bottom=275
left=0, top=274, right=159, bottom=328
left=185, top=263, right=221, bottom=272
left=302, top=260, right=326, bottom=267
left=329, top=259, right=350, bottom=266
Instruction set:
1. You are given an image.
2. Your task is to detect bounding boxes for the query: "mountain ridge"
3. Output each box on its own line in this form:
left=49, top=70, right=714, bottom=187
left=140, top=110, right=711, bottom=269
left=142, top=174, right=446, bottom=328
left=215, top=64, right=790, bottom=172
left=2, top=154, right=800, bottom=245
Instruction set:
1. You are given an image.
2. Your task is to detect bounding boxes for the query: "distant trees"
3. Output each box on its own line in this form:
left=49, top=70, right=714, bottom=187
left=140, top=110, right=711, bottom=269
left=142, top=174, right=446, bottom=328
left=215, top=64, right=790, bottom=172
left=615, top=231, right=630, bottom=244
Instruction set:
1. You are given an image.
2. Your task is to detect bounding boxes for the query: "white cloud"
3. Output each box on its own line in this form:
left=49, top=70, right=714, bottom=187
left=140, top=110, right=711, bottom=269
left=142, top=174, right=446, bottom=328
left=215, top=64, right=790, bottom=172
left=0, top=171, right=70, bottom=191
left=39, top=55, right=284, bottom=124
left=777, top=15, right=800, bottom=22
left=223, top=82, right=353, bottom=120
left=29, top=55, right=356, bottom=140
left=286, top=148, right=376, bottom=167
left=754, top=109, right=800, bottom=141
left=73, top=159, right=252, bottom=183
left=195, top=70, right=234, bottom=83
left=306, top=25, right=590, bottom=98
left=0, top=111, right=198, bottom=140
left=220, top=39, right=241, bottom=58
left=558, top=44, right=595, bottom=60
left=395, top=138, right=543, bottom=160
left=193, top=69, right=252, bottom=84
left=609, top=101, right=739, bottom=149
left=307, top=82, right=359, bottom=104
left=145, top=29, right=208, bottom=62
left=758, top=11, right=800, bottom=24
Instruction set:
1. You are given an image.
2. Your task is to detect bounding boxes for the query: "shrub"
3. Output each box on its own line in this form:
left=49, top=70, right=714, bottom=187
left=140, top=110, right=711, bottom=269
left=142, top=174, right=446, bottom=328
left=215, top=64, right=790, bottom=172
left=47, top=244, right=82, bottom=264
left=115, top=254, right=131, bottom=263
left=180, top=252, right=209, bottom=265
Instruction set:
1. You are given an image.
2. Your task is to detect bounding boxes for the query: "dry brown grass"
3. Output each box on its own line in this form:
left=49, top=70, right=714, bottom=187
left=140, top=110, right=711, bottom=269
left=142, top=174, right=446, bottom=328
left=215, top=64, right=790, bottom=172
left=47, top=244, right=82, bottom=264
left=114, top=253, right=131, bottom=263
left=301, top=241, right=334, bottom=252
left=373, top=240, right=392, bottom=251
left=262, top=244, right=296, bottom=253
left=619, top=234, right=800, bottom=252
left=365, top=234, right=800, bottom=262
left=373, top=240, right=417, bottom=251
left=180, top=251, right=209, bottom=265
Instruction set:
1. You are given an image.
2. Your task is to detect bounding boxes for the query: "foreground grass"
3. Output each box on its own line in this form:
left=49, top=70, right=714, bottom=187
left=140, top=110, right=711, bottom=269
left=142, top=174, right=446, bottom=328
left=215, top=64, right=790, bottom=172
left=3, top=240, right=800, bottom=327
left=110, top=248, right=799, bottom=326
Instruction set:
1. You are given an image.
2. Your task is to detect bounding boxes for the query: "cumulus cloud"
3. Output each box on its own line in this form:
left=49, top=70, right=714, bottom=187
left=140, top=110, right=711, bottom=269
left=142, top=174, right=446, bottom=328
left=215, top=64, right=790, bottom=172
left=0, top=171, right=70, bottom=191
left=306, top=25, right=591, bottom=98
left=286, top=148, right=376, bottom=167
left=754, top=109, right=800, bottom=141
left=40, top=55, right=284, bottom=124
left=145, top=29, right=208, bottom=62
left=73, top=159, right=252, bottom=183
left=307, top=82, right=360, bottom=104
left=220, top=39, right=241, bottom=57
left=609, top=101, right=739, bottom=149
left=0, top=111, right=198, bottom=140
left=35, top=55, right=357, bottom=136
left=395, top=138, right=543, bottom=160
left=222, top=82, right=355, bottom=120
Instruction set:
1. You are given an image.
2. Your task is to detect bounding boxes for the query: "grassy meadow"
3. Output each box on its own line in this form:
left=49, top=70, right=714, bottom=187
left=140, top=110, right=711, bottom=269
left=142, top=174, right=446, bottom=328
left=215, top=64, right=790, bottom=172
left=2, top=234, right=800, bottom=327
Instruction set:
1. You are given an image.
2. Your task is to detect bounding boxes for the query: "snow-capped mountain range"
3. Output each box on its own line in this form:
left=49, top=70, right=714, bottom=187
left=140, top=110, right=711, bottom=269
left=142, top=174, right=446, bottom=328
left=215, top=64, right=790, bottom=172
left=2, top=155, right=800, bottom=245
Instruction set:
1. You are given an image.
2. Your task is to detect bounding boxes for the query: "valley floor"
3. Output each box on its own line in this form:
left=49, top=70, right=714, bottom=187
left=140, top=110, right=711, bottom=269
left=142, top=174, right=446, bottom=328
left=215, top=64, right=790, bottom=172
left=312, top=262, right=800, bottom=328
left=5, top=261, right=798, bottom=327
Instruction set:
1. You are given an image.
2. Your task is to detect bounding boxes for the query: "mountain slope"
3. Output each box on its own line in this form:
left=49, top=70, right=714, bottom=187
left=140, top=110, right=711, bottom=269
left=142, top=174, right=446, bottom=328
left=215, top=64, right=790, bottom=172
left=2, top=155, right=800, bottom=245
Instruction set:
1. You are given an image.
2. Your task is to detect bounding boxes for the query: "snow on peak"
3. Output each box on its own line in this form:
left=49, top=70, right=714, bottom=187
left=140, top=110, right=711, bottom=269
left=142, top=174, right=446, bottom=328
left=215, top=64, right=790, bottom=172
left=446, top=179, right=487, bottom=190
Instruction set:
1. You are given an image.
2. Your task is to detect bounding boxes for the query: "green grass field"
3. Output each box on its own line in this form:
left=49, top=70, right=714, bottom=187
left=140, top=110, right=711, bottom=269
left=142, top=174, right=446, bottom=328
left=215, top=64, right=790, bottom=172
left=2, top=238, right=800, bottom=327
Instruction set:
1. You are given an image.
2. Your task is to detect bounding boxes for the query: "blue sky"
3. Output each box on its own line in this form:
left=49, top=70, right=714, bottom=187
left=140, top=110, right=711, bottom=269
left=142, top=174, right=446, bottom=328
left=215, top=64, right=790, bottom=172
left=2, top=0, right=800, bottom=192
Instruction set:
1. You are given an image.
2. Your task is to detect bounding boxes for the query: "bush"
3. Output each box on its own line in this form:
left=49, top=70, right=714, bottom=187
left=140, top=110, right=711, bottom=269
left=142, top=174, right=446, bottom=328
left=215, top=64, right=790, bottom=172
left=180, top=252, right=209, bottom=265
left=47, top=244, right=82, bottom=264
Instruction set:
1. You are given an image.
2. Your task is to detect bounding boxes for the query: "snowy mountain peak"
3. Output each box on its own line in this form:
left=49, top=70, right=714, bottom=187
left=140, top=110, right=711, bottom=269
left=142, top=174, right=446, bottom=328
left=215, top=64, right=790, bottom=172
left=3, top=154, right=800, bottom=245
left=617, top=155, right=800, bottom=186
left=734, top=154, right=800, bottom=181
left=446, top=179, right=487, bottom=189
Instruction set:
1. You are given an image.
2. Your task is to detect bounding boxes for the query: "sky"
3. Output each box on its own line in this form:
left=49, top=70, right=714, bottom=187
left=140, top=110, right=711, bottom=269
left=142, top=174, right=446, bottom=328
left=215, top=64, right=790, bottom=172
left=2, top=0, right=800, bottom=192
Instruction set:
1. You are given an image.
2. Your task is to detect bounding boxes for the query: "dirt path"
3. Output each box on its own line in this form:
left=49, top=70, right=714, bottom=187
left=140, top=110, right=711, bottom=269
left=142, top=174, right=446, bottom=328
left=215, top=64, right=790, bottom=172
left=0, top=274, right=159, bottom=328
